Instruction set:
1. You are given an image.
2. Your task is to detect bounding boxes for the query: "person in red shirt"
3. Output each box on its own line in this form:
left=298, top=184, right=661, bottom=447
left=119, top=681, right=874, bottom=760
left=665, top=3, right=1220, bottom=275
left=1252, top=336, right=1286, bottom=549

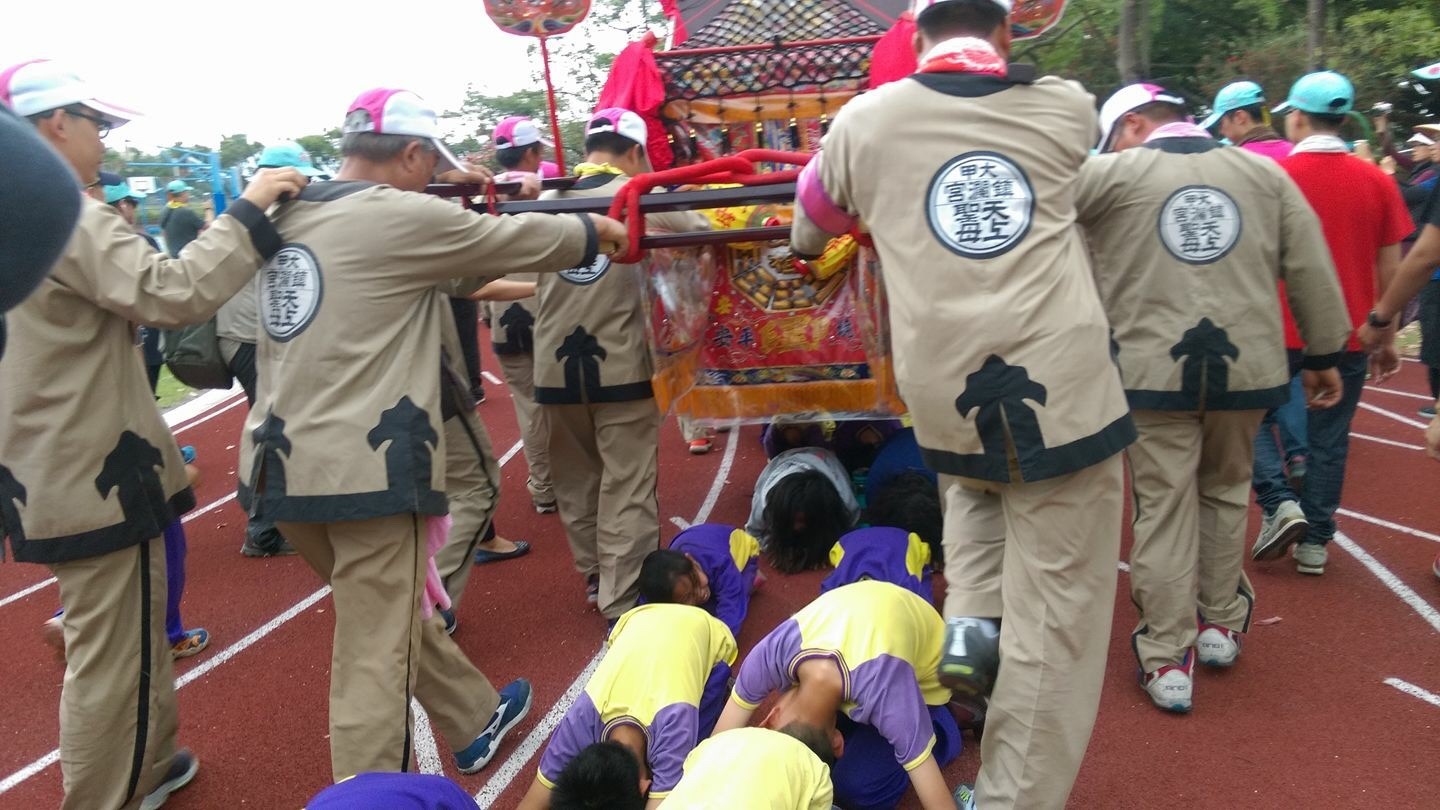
left=1251, top=71, right=1410, bottom=576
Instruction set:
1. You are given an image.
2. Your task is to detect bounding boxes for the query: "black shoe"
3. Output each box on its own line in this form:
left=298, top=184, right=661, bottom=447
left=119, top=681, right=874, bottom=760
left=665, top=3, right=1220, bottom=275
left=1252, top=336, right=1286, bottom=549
left=440, top=608, right=457, bottom=635
left=939, top=617, right=1000, bottom=697
left=472, top=385, right=486, bottom=404
left=140, top=749, right=198, bottom=810
left=241, top=533, right=297, bottom=558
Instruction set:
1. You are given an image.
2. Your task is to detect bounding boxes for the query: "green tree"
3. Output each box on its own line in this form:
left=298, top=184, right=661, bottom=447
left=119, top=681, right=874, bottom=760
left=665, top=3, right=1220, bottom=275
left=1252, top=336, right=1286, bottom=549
left=295, top=130, right=340, bottom=162
left=218, top=133, right=264, bottom=167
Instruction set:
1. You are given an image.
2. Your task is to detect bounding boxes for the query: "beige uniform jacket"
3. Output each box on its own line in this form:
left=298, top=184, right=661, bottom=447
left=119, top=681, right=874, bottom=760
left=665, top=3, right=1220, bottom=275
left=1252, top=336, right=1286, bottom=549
left=487, top=273, right=538, bottom=357
left=1, top=196, right=278, bottom=563
left=237, top=181, right=595, bottom=523
left=792, top=69, right=1135, bottom=484
left=1076, top=136, right=1351, bottom=410
left=533, top=174, right=706, bottom=404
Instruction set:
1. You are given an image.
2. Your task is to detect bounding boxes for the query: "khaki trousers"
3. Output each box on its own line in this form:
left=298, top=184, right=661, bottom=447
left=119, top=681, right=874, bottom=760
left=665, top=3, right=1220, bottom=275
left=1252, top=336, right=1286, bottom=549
left=544, top=398, right=660, bottom=620
left=1128, top=409, right=1262, bottom=672
left=50, top=538, right=179, bottom=810
left=938, top=454, right=1124, bottom=810
left=433, top=411, right=502, bottom=608
left=497, top=352, right=554, bottom=506
left=278, top=514, right=501, bottom=781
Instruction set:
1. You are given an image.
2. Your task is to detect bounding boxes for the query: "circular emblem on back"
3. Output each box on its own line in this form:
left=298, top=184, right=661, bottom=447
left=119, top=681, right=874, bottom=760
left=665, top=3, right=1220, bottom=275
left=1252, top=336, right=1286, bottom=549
left=559, top=254, right=611, bottom=285
left=926, top=151, right=1035, bottom=259
left=261, top=244, right=323, bottom=342
left=1157, top=185, right=1242, bottom=265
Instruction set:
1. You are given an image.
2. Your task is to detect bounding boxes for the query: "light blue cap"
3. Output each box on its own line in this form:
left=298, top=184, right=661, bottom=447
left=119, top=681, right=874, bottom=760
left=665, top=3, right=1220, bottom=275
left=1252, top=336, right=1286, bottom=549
left=166, top=179, right=193, bottom=194
left=103, top=180, right=146, bottom=205
left=256, top=141, right=321, bottom=177
left=1199, top=81, right=1266, bottom=130
left=1273, top=71, right=1354, bottom=116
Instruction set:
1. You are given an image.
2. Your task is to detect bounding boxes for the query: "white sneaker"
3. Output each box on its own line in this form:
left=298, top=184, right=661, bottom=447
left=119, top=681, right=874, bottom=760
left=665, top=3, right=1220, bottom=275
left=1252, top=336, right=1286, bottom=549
left=1196, top=624, right=1241, bottom=667
left=1252, top=500, right=1308, bottom=561
left=1141, top=655, right=1193, bottom=713
left=1294, top=542, right=1328, bottom=576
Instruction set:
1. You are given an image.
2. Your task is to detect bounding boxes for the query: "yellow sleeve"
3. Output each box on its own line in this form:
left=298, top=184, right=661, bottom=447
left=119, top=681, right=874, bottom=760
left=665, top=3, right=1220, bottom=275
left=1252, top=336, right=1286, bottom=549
left=901, top=742, right=937, bottom=772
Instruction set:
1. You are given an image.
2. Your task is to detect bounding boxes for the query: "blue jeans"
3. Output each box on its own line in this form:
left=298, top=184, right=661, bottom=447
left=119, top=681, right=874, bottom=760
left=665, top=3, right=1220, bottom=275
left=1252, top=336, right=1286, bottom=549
left=1273, top=375, right=1309, bottom=459
left=1252, top=353, right=1367, bottom=546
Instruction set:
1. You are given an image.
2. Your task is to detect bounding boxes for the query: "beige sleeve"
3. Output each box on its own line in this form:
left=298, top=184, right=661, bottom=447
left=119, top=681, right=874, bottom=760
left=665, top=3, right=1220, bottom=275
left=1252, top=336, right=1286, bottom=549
left=1274, top=171, right=1351, bottom=359
left=58, top=199, right=271, bottom=328
left=388, top=192, right=595, bottom=281
left=1074, top=157, right=1118, bottom=227
left=648, top=208, right=710, bottom=236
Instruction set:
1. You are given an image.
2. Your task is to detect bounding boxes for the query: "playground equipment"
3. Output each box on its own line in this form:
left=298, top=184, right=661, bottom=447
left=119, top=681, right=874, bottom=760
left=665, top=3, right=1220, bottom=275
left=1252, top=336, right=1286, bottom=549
left=126, top=146, right=240, bottom=215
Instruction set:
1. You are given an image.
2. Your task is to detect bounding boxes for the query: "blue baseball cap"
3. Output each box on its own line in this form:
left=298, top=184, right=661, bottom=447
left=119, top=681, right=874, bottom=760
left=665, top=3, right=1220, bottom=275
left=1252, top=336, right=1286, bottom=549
left=166, top=179, right=193, bottom=194
left=1274, top=71, right=1354, bottom=115
left=102, top=179, right=147, bottom=205
left=256, top=141, right=322, bottom=176
left=1199, top=81, right=1266, bottom=130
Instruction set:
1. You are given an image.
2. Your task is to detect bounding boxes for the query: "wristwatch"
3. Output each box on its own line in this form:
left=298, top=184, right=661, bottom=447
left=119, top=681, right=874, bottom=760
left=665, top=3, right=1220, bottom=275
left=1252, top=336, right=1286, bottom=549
left=1367, top=310, right=1393, bottom=328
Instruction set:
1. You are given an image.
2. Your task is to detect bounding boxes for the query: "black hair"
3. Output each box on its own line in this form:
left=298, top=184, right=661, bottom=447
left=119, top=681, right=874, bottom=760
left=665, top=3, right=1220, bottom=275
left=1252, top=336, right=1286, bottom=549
left=778, top=722, right=838, bottom=768
left=1302, top=111, right=1347, bottom=133
left=1224, top=103, right=1267, bottom=127
left=866, top=472, right=944, bottom=562
left=916, top=0, right=1008, bottom=41
left=638, top=549, right=694, bottom=604
left=763, top=470, right=849, bottom=574
left=1132, top=100, right=1189, bottom=124
left=496, top=141, right=540, bottom=170
left=585, top=127, right=644, bottom=159
left=550, top=742, right=645, bottom=810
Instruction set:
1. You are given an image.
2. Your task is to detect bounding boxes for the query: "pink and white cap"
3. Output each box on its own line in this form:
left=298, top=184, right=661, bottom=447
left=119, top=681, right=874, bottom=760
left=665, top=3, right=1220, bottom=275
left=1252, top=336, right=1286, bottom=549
left=344, top=88, right=465, bottom=172
left=493, top=116, right=553, bottom=150
left=912, top=0, right=1014, bottom=14
left=0, top=59, right=139, bottom=126
left=1098, top=82, right=1187, bottom=152
left=587, top=108, right=648, bottom=148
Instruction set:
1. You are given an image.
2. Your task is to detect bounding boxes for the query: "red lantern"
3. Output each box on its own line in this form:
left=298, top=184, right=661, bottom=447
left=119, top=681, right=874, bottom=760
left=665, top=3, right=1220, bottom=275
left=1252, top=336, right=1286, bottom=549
left=483, top=0, right=594, bottom=173
left=1011, top=0, right=1068, bottom=40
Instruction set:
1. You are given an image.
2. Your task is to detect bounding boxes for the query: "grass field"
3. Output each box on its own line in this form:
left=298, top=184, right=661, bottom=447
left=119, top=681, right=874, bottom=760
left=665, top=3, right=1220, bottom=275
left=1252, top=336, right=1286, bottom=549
left=155, top=367, right=196, bottom=410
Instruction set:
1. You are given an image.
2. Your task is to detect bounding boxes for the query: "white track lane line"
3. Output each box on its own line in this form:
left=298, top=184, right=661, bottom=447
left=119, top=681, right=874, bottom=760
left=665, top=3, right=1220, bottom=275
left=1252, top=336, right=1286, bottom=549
left=1383, top=677, right=1440, bottom=709
left=1358, top=401, right=1430, bottom=430
left=1331, top=531, right=1440, bottom=634
left=1338, top=509, right=1440, bottom=544
left=0, top=439, right=527, bottom=794
left=670, top=516, right=691, bottom=530
left=1365, top=385, right=1435, bottom=402
left=413, top=700, right=444, bottom=774
left=1350, top=431, right=1425, bottom=451
left=475, top=421, right=741, bottom=804
left=170, top=395, right=247, bottom=436
left=481, top=371, right=505, bottom=387
left=165, top=386, right=244, bottom=431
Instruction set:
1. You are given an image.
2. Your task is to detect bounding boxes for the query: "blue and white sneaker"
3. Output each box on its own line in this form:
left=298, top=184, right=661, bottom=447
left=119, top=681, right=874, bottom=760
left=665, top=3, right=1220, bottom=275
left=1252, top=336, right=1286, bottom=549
left=179, top=445, right=197, bottom=465
left=139, top=749, right=199, bottom=810
left=1140, top=652, right=1193, bottom=714
left=439, top=609, right=457, bottom=636
left=455, top=678, right=532, bottom=774
left=953, top=783, right=977, bottom=810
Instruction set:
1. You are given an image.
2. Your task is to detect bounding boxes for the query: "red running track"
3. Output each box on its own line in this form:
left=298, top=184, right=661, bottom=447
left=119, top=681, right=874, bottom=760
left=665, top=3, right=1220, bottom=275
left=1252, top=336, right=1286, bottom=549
left=0, top=346, right=1437, bottom=809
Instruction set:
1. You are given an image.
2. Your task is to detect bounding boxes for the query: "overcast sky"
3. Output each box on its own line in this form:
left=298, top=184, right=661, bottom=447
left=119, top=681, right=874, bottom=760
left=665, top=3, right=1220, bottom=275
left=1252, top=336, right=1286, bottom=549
left=3, top=0, right=622, bottom=151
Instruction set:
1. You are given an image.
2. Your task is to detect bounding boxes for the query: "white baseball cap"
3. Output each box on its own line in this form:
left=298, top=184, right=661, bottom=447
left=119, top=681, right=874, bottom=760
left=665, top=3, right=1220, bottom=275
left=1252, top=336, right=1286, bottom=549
left=1408, top=132, right=1434, bottom=146
left=493, top=116, right=553, bottom=150
left=587, top=108, right=648, bottom=148
left=343, top=88, right=465, bottom=172
left=1097, top=82, right=1187, bottom=152
left=0, top=58, right=139, bottom=126
left=912, top=0, right=1014, bottom=14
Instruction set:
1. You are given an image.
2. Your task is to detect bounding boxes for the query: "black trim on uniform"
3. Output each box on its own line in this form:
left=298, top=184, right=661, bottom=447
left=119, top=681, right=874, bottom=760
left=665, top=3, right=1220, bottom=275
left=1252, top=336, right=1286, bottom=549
left=223, top=199, right=283, bottom=260
left=1301, top=351, right=1342, bottom=371
left=297, top=180, right=377, bottom=202
left=918, top=413, right=1137, bottom=484
left=1125, top=383, right=1290, bottom=412
left=534, top=379, right=654, bottom=405
left=909, top=65, right=1037, bottom=98
left=1142, top=137, right=1219, bottom=154
left=9, top=488, right=194, bottom=564
left=239, top=482, right=449, bottom=524
left=126, top=539, right=154, bottom=804
left=574, top=214, right=600, bottom=270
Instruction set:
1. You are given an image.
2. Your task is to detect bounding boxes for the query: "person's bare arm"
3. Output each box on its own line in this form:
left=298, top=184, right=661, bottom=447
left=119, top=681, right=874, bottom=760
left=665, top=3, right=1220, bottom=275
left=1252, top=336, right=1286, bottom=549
left=712, top=696, right=755, bottom=735
left=1360, top=225, right=1440, bottom=349
left=469, top=278, right=537, bottom=302
left=515, top=776, right=552, bottom=810
left=907, top=755, right=955, bottom=810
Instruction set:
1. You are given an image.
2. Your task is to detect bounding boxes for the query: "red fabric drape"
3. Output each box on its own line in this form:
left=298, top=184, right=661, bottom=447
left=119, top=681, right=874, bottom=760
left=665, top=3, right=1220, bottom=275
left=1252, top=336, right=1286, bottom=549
left=596, top=32, right=675, bottom=171
left=867, top=12, right=918, bottom=89
left=659, top=0, right=688, bottom=45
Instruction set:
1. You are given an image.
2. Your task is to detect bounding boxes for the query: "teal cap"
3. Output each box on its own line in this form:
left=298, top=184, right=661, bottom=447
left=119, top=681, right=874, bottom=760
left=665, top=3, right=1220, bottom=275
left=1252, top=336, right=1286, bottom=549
left=256, top=141, right=321, bottom=177
left=1274, top=71, right=1354, bottom=115
left=166, top=179, right=193, bottom=194
left=1199, top=81, right=1266, bottom=130
left=103, top=180, right=146, bottom=205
